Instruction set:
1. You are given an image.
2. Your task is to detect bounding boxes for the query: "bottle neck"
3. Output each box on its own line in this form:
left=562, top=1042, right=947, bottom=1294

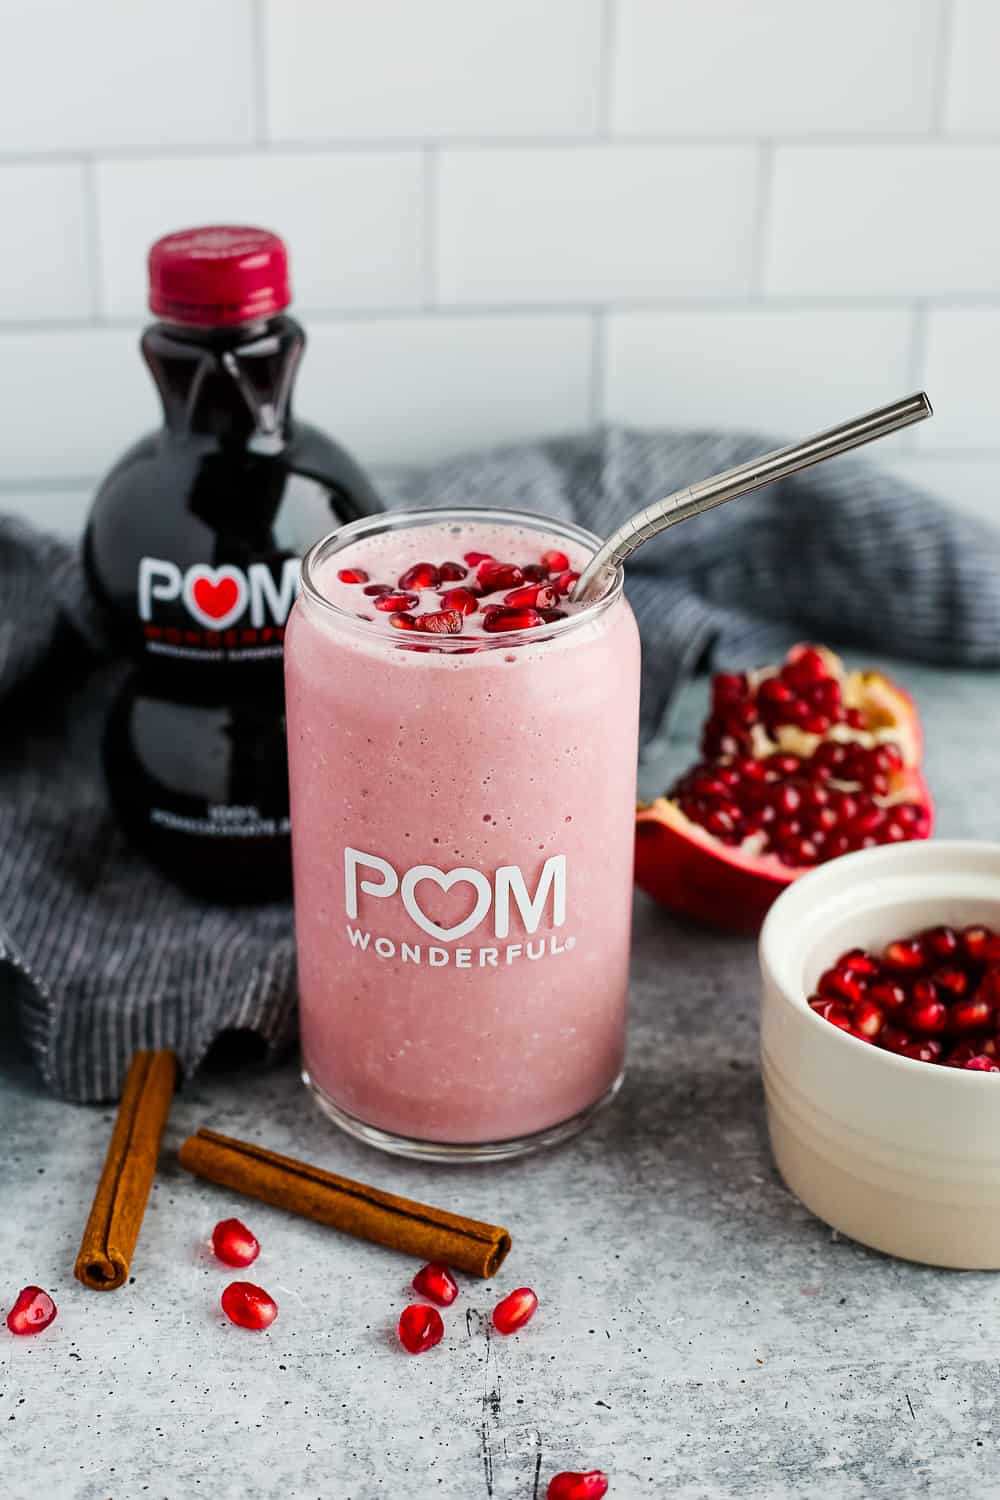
left=141, top=314, right=305, bottom=447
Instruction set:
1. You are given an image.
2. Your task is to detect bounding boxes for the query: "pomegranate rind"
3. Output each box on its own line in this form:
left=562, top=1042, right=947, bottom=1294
left=635, top=770, right=933, bottom=933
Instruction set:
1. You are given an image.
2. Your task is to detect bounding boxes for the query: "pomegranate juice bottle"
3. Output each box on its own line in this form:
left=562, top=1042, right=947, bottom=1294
left=284, top=509, right=641, bottom=1159
left=85, top=226, right=381, bottom=901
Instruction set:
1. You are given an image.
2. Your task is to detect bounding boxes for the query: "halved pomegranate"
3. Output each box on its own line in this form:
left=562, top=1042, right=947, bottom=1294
left=635, top=645, right=933, bottom=932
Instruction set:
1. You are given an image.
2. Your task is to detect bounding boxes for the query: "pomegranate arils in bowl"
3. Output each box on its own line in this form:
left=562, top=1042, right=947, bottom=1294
left=808, top=924, right=1000, bottom=1070
left=636, top=643, right=932, bottom=932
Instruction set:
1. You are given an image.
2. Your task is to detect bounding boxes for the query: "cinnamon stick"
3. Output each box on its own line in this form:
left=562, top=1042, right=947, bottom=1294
left=75, top=1050, right=178, bottom=1291
left=178, top=1127, right=512, bottom=1278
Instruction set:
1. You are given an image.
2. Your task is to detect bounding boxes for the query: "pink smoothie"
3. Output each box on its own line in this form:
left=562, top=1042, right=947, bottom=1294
left=285, top=510, right=641, bottom=1148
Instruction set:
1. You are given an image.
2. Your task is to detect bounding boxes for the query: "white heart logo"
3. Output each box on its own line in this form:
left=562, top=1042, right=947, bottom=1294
left=400, top=865, right=493, bottom=942
left=183, top=565, right=248, bottom=630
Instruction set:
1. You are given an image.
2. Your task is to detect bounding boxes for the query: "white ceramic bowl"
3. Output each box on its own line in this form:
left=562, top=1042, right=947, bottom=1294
left=759, top=840, right=1000, bottom=1268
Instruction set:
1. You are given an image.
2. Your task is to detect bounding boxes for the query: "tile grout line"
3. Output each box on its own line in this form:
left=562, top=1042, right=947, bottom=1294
left=81, top=157, right=104, bottom=321
left=589, top=309, right=606, bottom=427
left=251, top=0, right=270, bottom=146
left=7, top=131, right=1000, bottom=167
left=930, top=0, right=957, bottom=135
left=598, top=0, right=617, bottom=138
left=749, top=142, right=774, bottom=299
left=3, top=449, right=1000, bottom=498
left=423, top=147, right=439, bottom=309
left=4, top=294, right=1000, bottom=338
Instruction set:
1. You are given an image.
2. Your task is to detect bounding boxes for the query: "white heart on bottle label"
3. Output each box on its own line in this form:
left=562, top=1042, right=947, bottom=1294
left=183, top=565, right=249, bottom=630
left=400, top=865, right=493, bottom=942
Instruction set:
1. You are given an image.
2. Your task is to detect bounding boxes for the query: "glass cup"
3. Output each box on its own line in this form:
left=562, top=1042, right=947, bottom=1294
left=285, top=507, right=641, bottom=1160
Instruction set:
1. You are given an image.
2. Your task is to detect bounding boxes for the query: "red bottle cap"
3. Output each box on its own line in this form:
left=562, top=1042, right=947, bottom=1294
left=148, top=225, right=291, bottom=327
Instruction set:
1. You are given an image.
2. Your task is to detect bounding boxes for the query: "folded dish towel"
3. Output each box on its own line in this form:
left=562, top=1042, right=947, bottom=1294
left=4, top=425, right=1000, bottom=1101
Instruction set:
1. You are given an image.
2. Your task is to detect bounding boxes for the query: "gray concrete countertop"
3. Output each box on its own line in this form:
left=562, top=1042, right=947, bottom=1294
left=3, top=660, right=1000, bottom=1500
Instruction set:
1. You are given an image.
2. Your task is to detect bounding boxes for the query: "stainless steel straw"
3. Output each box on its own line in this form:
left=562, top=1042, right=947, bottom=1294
left=572, top=391, right=933, bottom=602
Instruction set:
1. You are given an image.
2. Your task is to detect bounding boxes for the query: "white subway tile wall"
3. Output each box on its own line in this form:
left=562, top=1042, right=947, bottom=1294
left=0, top=0, right=996, bottom=534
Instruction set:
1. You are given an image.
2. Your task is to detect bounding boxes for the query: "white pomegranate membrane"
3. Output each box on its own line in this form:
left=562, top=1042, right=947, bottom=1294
left=810, top=925, right=1000, bottom=1068
left=316, top=519, right=586, bottom=640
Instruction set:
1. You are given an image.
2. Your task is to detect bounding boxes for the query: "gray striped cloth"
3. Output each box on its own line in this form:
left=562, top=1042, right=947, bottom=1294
left=4, top=426, right=1000, bottom=1102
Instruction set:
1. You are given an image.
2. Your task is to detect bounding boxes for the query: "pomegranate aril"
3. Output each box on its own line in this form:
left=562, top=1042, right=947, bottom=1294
left=439, top=587, right=479, bottom=616
left=411, top=1263, right=459, bottom=1307
left=553, top=570, right=580, bottom=597
left=521, top=563, right=550, bottom=582
left=945, top=1042, right=980, bottom=1067
left=845, top=707, right=867, bottom=728
left=780, top=836, right=818, bottom=866
left=477, top=560, right=524, bottom=593
left=504, top=583, right=559, bottom=609
left=906, top=997, right=948, bottom=1034
left=880, top=1024, right=912, bottom=1053
left=713, top=672, right=747, bottom=704
left=398, top=1303, right=444, bottom=1354
left=482, top=607, right=543, bottom=633
left=463, top=550, right=494, bottom=566
left=211, top=1218, right=260, bottom=1268
left=808, top=998, right=852, bottom=1029
left=388, top=612, right=418, bottom=631
left=901, top=1039, right=943, bottom=1063
left=547, top=1472, right=609, bottom=1500
left=539, top=607, right=568, bottom=622
left=874, top=742, right=904, bottom=773
left=852, top=999, right=885, bottom=1038
left=337, top=567, right=369, bottom=584
left=375, top=591, right=419, bottom=612
left=933, top=965, right=970, bottom=999
left=964, top=1055, right=1000, bottom=1072
left=782, top=645, right=830, bottom=688
left=492, top=1286, right=538, bottom=1334
left=415, top=608, right=464, bottom=635
left=758, top=676, right=794, bottom=707
left=771, top=784, right=802, bottom=816
left=398, top=562, right=440, bottom=590
left=839, top=949, right=880, bottom=977
left=221, top=1281, right=277, bottom=1330
left=964, top=925, right=1000, bottom=962
left=540, top=548, right=570, bottom=573
left=438, top=560, right=467, bottom=581
left=951, top=998, right=994, bottom=1032
left=818, top=967, right=867, bottom=1005
left=883, top=938, right=928, bottom=973
left=869, top=979, right=907, bottom=1012
left=363, top=583, right=392, bottom=597
left=6, top=1286, right=56, bottom=1336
